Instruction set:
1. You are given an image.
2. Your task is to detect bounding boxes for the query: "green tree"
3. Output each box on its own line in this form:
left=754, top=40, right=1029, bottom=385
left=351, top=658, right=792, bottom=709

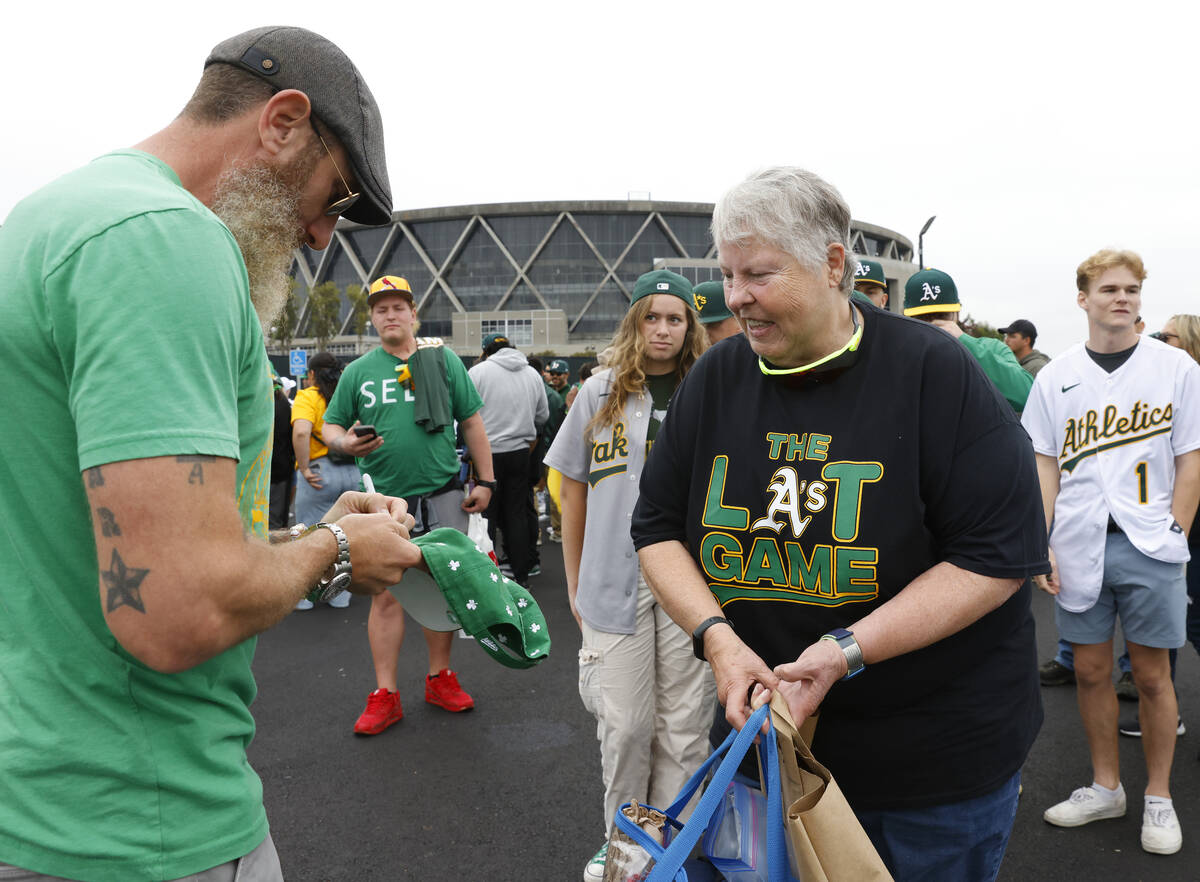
left=346, top=283, right=369, bottom=350
left=963, top=314, right=1002, bottom=339
left=272, top=277, right=300, bottom=351
left=307, top=281, right=343, bottom=351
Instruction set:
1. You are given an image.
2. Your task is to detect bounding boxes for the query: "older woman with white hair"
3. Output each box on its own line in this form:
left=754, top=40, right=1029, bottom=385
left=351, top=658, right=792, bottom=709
left=632, top=167, right=1050, bottom=881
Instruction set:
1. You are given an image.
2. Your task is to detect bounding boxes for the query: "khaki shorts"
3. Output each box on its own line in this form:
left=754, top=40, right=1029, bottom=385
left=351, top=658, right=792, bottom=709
left=0, top=834, right=282, bottom=882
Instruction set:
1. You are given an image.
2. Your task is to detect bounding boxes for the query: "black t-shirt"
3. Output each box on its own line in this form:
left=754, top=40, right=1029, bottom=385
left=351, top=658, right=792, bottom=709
left=1086, top=340, right=1138, bottom=373
left=645, top=371, right=679, bottom=450
left=632, top=305, right=1049, bottom=811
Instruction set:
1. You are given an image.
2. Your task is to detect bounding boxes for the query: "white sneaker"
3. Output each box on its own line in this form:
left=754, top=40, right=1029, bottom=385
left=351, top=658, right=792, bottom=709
left=1142, top=802, right=1183, bottom=854
left=582, top=841, right=607, bottom=881
left=1043, top=784, right=1126, bottom=827
left=294, top=598, right=314, bottom=611
left=326, top=590, right=351, bottom=609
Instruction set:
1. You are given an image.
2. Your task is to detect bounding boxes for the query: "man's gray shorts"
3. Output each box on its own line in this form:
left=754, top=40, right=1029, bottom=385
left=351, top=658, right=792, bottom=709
left=0, top=834, right=282, bottom=882
left=407, top=487, right=469, bottom=536
left=1056, top=531, right=1186, bottom=648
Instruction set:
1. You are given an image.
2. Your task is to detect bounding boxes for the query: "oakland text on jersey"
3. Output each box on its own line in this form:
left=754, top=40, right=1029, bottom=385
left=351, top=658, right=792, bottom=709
left=697, top=431, right=884, bottom=609
left=589, top=420, right=630, bottom=486
left=1060, top=400, right=1173, bottom=473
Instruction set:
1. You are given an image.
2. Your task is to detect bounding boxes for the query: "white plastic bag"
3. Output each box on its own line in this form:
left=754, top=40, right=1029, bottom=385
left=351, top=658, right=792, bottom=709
left=467, top=511, right=496, bottom=563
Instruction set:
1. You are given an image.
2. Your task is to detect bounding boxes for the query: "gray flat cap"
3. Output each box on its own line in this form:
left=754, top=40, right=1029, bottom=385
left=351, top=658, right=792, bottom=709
left=206, top=26, right=392, bottom=226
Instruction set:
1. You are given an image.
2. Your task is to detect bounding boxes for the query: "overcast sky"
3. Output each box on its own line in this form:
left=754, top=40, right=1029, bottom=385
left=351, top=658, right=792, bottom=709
left=5, top=0, right=1195, bottom=356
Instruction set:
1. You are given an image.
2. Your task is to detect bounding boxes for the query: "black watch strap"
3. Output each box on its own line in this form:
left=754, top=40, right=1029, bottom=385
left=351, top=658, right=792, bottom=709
left=692, top=616, right=732, bottom=661
left=475, top=479, right=497, bottom=490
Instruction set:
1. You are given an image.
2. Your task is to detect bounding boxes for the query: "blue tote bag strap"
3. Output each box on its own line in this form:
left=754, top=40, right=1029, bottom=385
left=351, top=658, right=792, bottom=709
left=760, top=715, right=800, bottom=881
left=612, top=724, right=740, bottom=852
left=646, top=703, right=771, bottom=881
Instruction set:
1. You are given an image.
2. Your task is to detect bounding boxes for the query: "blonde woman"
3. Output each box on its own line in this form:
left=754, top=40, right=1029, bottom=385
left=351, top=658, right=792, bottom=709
left=544, top=270, right=713, bottom=882
left=1155, top=314, right=1200, bottom=364
left=1155, top=314, right=1200, bottom=671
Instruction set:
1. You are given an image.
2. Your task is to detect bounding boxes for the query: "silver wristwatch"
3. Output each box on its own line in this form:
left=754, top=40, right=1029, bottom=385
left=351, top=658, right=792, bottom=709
left=820, top=628, right=865, bottom=680
left=295, top=522, right=352, bottom=602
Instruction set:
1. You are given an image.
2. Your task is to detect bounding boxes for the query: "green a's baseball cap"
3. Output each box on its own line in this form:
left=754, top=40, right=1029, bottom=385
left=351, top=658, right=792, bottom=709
left=482, top=333, right=511, bottom=349
left=390, top=529, right=551, bottom=669
left=546, top=358, right=569, bottom=374
left=693, top=280, right=733, bottom=324
left=206, top=27, right=392, bottom=226
left=903, top=269, right=961, bottom=317
left=631, top=269, right=696, bottom=307
left=854, top=260, right=887, bottom=289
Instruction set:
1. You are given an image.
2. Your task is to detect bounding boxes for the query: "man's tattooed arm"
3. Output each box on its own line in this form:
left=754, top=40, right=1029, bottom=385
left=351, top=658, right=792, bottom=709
left=176, top=455, right=217, bottom=486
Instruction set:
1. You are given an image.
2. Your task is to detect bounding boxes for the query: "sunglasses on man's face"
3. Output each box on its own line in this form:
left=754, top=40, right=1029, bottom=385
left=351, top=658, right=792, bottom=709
left=310, top=120, right=360, bottom=217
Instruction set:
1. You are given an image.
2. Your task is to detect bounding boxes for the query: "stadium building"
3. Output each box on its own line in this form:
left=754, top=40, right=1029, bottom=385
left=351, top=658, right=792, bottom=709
left=277, top=200, right=916, bottom=361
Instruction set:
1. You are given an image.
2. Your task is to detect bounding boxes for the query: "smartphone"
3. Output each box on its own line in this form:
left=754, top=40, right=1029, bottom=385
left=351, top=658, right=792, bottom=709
left=352, top=425, right=378, bottom=439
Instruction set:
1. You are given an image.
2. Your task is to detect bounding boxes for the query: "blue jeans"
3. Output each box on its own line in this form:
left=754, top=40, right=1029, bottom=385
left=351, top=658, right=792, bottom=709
left=855, top=772, right=1020, bottom=882
left=294, top=457, right=362, bottom=525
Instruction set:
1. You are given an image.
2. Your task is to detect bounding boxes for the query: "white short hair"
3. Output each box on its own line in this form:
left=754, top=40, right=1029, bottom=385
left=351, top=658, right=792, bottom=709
left=711, top=167, right=853, bottom=295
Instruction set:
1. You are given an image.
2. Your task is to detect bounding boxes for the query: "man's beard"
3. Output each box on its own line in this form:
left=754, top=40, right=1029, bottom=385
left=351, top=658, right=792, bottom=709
left=210, top=147, right=319, bottom=333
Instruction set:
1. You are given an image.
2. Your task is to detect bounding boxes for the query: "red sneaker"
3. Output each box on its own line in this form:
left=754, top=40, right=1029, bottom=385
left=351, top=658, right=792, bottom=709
left=425, top=669, right=475, bottom=712
left=353, top=688, right=403, bottom=735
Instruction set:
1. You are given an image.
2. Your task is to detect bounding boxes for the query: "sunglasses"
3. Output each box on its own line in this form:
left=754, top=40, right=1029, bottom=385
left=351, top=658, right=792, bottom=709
left=1149, top=331, right=1178, bottom=342
left=310, top=120, right=360, bottom=217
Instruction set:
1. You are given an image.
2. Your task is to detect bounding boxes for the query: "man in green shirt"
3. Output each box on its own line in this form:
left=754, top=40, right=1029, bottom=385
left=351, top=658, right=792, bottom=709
left=0, top=27, right=422, bottom=882
left=903, top=269, right=1033, bottom=414
left=324, top=275, right=496, bottom=735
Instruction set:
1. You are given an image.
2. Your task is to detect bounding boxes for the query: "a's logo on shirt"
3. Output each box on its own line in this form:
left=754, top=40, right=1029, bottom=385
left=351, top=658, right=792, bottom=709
left=699, top=433, right=884, bottom=609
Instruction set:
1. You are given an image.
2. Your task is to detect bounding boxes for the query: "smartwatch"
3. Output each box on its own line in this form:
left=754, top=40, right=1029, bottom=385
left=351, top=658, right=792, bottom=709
left=820, top=628, right=865, bottom=680
left=692, top=616, right=733, bottom=661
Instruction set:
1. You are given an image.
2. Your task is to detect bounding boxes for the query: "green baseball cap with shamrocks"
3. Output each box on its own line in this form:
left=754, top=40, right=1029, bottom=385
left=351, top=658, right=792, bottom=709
left=395, top=528, right=551, bottom=669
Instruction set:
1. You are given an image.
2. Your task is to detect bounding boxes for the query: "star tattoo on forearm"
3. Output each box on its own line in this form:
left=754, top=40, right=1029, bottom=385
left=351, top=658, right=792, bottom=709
left=103, top=549, right=149, bottom=614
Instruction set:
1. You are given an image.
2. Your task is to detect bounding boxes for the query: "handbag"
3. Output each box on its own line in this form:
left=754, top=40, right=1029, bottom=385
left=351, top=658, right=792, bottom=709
left=768, top=693, right=893, bottom=881
left=611, top=703, right=799, bottom=882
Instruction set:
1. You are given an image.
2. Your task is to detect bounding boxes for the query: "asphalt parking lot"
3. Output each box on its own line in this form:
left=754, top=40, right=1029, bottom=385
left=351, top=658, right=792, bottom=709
left=249, top=545, right=1200, bottom=881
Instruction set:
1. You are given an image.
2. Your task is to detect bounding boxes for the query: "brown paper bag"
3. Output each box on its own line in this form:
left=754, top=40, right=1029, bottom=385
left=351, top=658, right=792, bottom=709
left=769, top=692, right=893, bottom=881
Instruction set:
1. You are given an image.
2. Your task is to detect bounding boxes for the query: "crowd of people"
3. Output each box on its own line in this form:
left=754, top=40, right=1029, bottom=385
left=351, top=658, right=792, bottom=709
left=1, top=24, right=1197, bottom=882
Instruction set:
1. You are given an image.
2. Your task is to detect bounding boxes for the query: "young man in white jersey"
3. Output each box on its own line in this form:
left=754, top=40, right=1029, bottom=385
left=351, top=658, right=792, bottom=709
left=1022, top=249, right=1200, bottom=855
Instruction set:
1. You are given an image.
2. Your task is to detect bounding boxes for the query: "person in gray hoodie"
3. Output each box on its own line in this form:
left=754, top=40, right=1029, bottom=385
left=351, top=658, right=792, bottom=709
left=468, top=334, right=550, bottom=585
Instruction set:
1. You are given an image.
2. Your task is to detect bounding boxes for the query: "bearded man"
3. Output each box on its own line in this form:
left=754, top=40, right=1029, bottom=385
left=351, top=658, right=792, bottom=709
left=0, top=27, right=422, bottom=882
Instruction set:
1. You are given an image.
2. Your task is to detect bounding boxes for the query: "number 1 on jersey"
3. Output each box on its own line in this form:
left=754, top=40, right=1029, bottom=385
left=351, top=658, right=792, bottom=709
left=1135, top=461, right=1148, bottom=504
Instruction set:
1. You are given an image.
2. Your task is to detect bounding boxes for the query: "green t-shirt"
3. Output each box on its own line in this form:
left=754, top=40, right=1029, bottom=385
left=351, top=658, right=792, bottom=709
left=324, top=345, right=483, bottom=497
left=0, top=151, right=272, bottom=881
left=645, top=371, right=680, bottom=451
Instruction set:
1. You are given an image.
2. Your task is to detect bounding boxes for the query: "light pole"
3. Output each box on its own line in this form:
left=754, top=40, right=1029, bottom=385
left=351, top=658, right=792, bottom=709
left=918, top=216, right=936, bottom=270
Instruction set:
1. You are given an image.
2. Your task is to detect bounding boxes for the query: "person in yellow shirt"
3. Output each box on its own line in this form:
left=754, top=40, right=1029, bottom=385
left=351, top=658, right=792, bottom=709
left=292, top=351, right=362, bottom=609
